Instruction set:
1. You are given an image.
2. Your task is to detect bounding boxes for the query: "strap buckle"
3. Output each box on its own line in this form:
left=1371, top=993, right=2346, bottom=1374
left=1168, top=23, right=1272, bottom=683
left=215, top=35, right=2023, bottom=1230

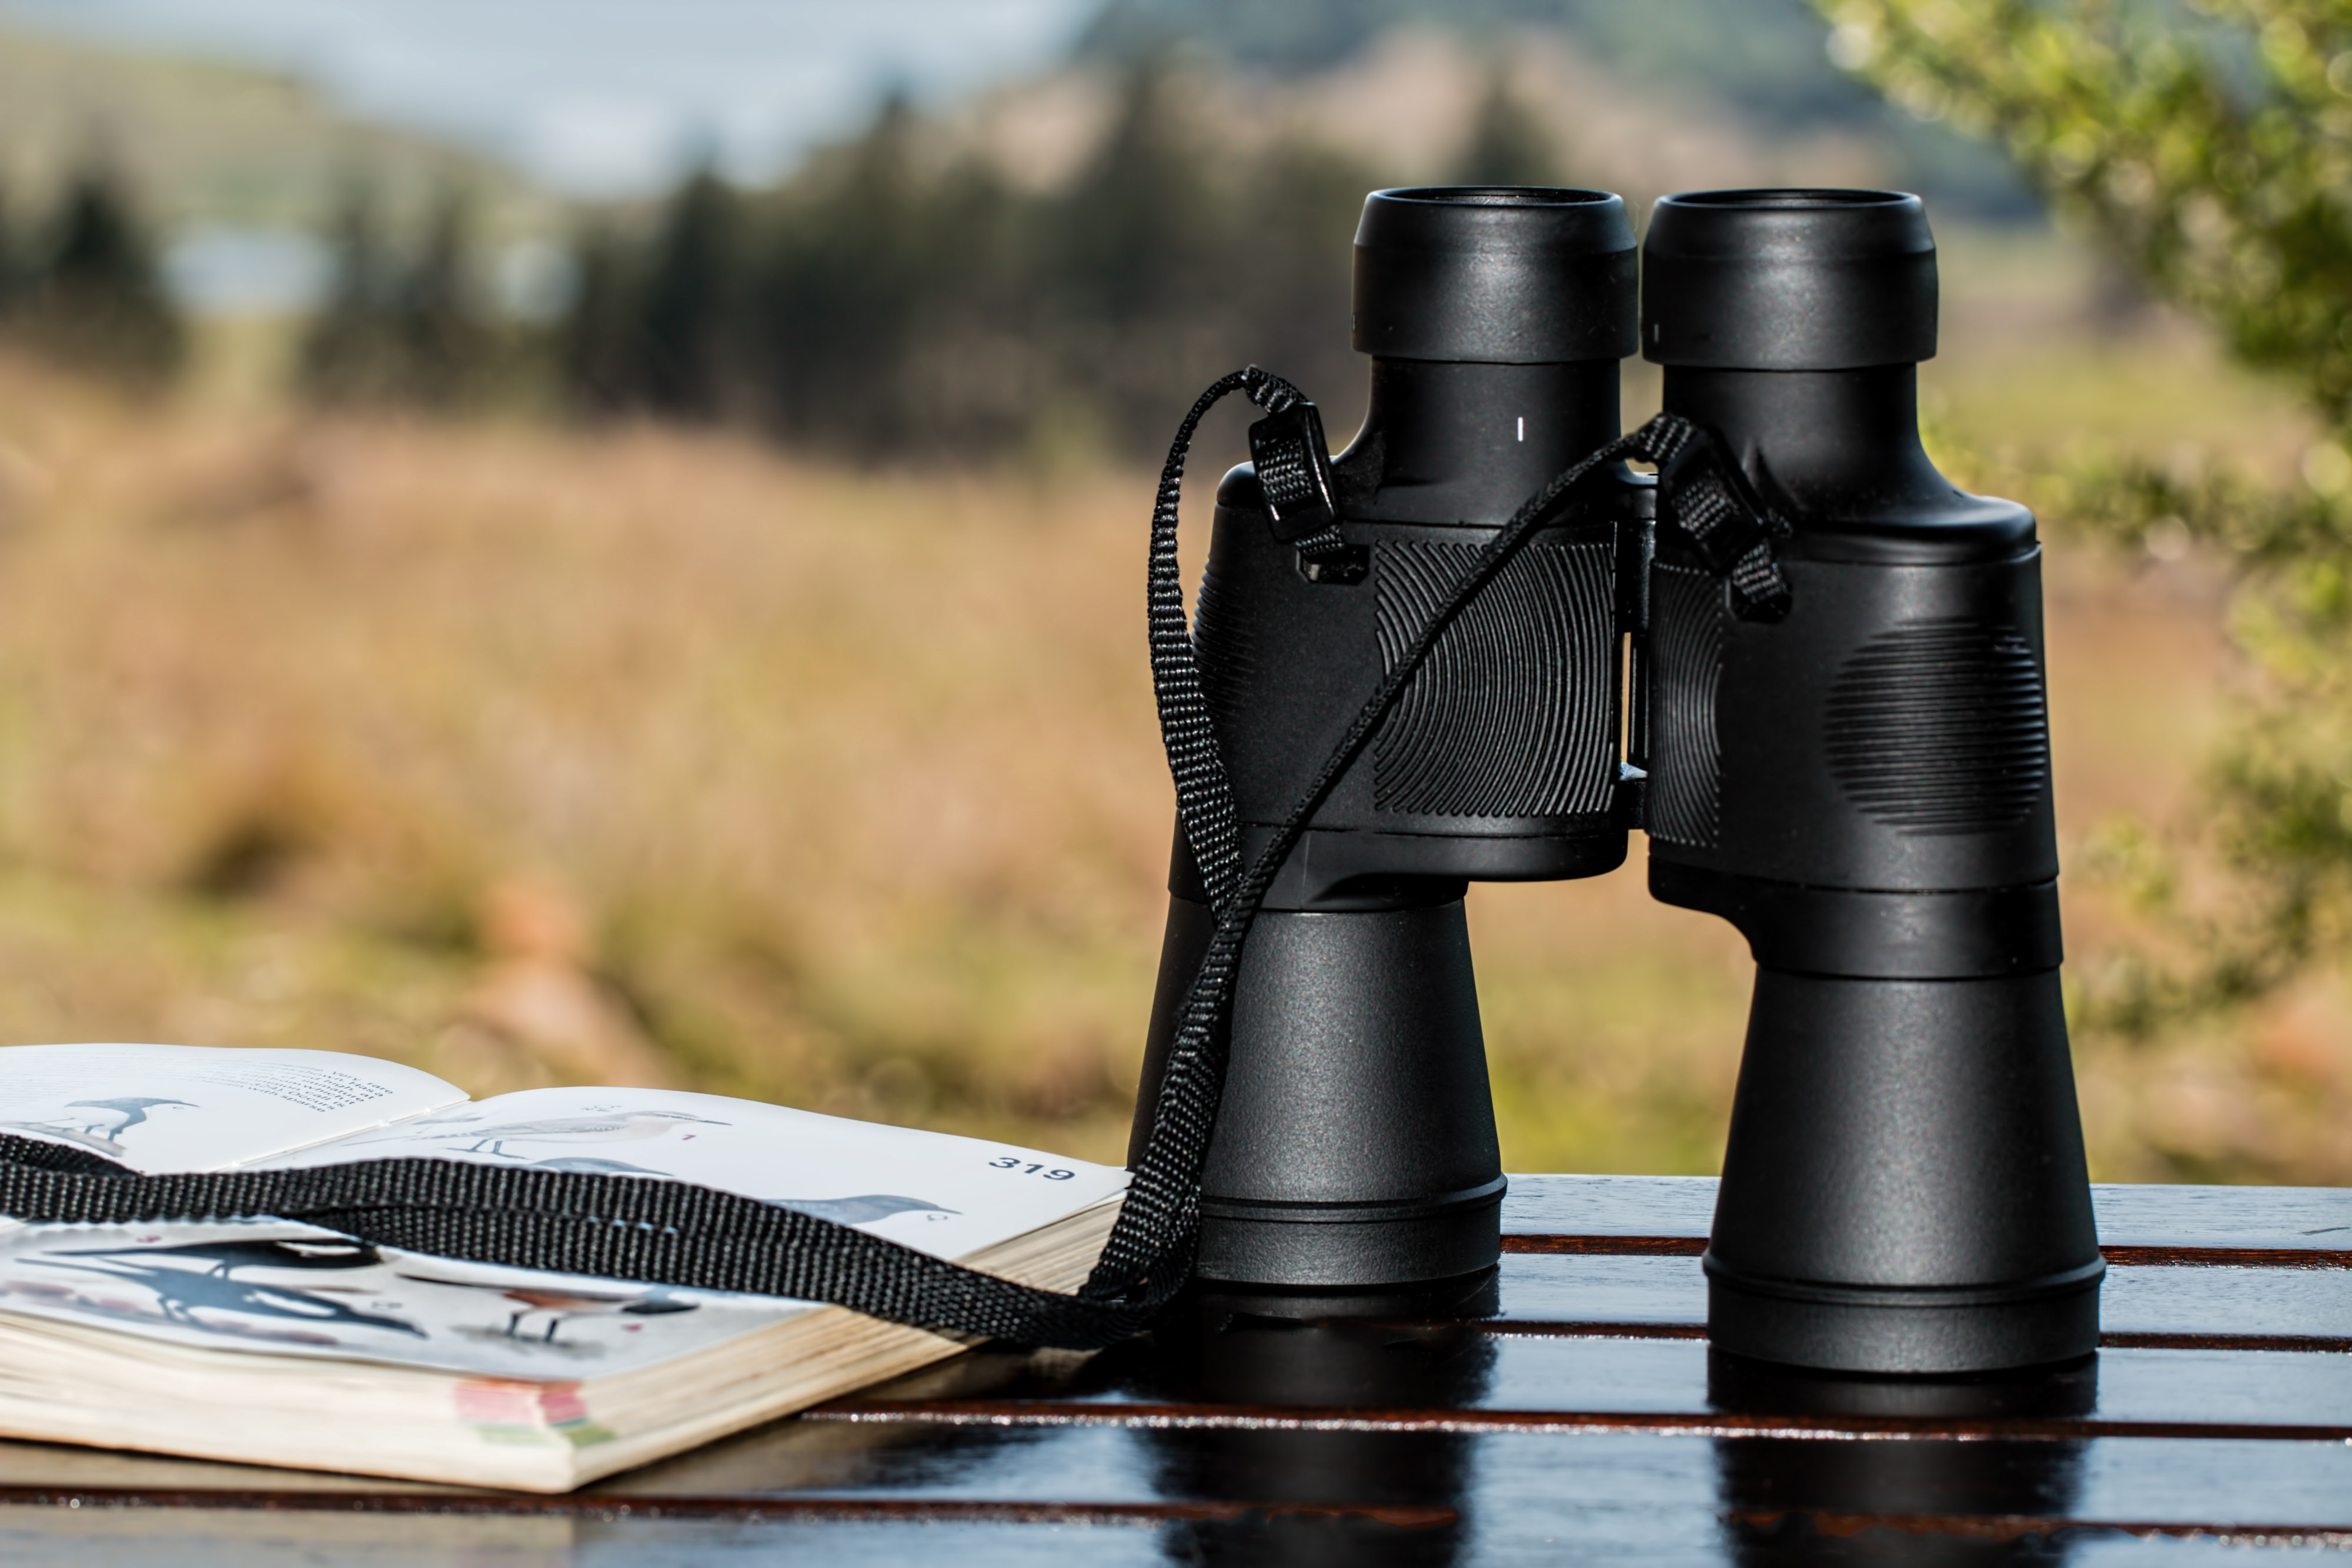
left=1247, top=400, right=1340, bottom=546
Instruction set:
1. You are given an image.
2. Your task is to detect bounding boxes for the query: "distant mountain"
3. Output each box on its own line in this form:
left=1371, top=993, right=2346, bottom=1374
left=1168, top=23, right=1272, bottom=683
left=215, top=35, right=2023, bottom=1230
left=1075, top=0, right=2037, bottom=218
left=0, top=25, right=552, bottom=236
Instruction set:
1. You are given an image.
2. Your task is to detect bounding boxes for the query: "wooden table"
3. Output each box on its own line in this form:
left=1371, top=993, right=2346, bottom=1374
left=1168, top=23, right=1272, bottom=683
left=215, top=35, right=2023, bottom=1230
left=0, top=1175, right=2345, bottom=1563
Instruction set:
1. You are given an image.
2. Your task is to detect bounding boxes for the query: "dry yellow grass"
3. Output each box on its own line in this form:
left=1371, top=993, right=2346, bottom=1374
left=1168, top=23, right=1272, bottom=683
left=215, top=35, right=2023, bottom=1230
left=0, top=360, right=1175, bottom=1159
left=0, top=319, right=2341, bottom=1183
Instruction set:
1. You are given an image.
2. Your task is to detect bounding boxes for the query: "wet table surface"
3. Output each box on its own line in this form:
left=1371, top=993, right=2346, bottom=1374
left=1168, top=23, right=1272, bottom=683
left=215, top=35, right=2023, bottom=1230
left=1, top=1175, right=2346, bottom=1564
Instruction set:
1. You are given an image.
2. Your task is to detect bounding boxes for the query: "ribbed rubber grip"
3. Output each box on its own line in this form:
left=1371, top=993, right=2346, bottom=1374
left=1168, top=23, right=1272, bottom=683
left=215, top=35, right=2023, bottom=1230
left=1372, top=539, right=1617, bottom=818
left=1824, top=617, right=2049, bottom=837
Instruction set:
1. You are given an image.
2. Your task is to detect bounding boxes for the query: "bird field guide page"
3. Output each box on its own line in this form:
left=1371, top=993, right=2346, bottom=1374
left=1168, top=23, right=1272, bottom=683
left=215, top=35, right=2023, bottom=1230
left=0, top=1042, right=469, bottom=1172
left=0, top=1042, right=1127, bottom=1486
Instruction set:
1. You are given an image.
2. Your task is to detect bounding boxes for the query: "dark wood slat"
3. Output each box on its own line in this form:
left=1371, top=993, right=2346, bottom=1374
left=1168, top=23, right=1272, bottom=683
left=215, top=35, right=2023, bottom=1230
left=0, top=1486, right=1450, bottom=1528
left=2060, top=1433, right=2352, bottom=1528
left=2020, top=1261, right=2352, bottom=1337
left=1501, top=1175, right=2352, bottom=1253
left=0, top=1443, right=479, bottom=1496
left=1488, top=1253, right=1701, bottom=1322
left=808, top=1396, right=2352, bottom=1444
left=1486, top=1252, right=2352, bottom=1340
left=1722, top=1507, right=2352, bottom=1550
left=2102, top=1243, right=2352, bottom=1268
left=0, top=1503, right=1180, bottom=1568
left=2087, top=1183, right=2352, bottom=1249
left=2099, top=1331, right=2352, bottom=1352
left=10, top=1459, right=2351, bottom=1551
left=820, top=1338, right=2352, bottom=1432
left=4, top=1425, right=2348, bottom=1556
left=1473, top=1320, right=1710, bottom=1340
left=559, top=1425, right=2352, bottom=1530
left=1472, top=1321, right=2352, bottom=1352
left=1501, top=1174, right=1718, bottom=1238
left=1502, top=1232, right=1708, bottom=1255
left=0, top=1172, right=2338, bottom=1557
left=1502, top=1231, right=2352, bottom=1267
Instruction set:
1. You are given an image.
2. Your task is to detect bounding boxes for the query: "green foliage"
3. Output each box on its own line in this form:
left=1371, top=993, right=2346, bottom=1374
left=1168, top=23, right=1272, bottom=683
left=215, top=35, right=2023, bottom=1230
left=1819, top=0, right=2352, bottom=417
left=1, top=156, right=183, bottom=389
left=1819, top=0, right=2352, bottom=1031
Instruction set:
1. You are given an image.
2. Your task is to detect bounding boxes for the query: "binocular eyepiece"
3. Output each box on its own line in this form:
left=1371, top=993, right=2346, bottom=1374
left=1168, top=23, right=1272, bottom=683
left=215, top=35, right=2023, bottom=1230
left=1132, top=185, right=2102, bottom=1375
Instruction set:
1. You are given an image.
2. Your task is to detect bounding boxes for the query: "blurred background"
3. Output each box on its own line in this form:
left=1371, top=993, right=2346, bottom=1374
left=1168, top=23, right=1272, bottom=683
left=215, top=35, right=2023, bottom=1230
left=0, top=0, right=2343, bottom=1183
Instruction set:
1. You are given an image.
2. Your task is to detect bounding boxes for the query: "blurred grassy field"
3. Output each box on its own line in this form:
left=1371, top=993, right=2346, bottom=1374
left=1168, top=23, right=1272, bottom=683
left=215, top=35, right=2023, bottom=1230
left=0, top=233, right=2343, bottom=1183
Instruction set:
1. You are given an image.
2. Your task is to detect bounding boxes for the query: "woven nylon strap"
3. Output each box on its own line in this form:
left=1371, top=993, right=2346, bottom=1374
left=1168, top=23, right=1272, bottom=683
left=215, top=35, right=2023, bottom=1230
left=0, top=375, right=1778, bottom=1350
left=1243, top=390, right=1352, bottom=570
left=1648, top=417, right=1792, bottom=621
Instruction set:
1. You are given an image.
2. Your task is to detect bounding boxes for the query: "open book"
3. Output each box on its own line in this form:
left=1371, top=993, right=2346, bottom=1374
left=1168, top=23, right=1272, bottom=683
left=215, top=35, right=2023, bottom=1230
left=0, top=1043, right=1125, bottom=1491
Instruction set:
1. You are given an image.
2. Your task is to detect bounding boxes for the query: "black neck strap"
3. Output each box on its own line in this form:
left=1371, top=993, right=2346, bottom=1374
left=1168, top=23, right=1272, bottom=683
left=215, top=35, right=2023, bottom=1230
left=0, top=372, right=1783, bottom=1350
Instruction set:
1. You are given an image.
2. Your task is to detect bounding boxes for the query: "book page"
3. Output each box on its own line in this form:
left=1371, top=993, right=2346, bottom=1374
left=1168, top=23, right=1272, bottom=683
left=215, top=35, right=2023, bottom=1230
left=269, top=1086, right=1130, bottom=1263
left=0, top=1219, right=814, bottom=1378
left=0, top=1044, right=468, bottom=1174
left=0, top=1095, right=1128, bottom=1379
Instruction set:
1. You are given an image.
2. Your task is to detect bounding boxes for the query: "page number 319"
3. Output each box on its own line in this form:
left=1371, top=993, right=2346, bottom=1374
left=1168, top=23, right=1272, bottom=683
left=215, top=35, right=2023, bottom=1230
left=989, top=1158, right=1075, bottom=1180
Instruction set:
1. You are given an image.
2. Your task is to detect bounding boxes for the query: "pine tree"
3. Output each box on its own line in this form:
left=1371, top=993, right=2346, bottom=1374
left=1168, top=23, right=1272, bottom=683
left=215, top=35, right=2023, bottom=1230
left=21, top=157, right=184, bottom=388
left=0, top=179, right=21, bottom=322
left=1049, top=60, right=1235, bottom=456
left=395, top=186, right=495, bottom=410
left=633, top=168, right=740, bottom=419
left=758, top=99, right=913, bottom=444
left=299, top=175, right=400, bottom=404
left=1452, top=66, right=1562, bottom=188
left=754, top=93, right=1035, bottom=454
left=300, top=180, right=496, bottom=410
left=1056, top=61, right=1225, bottom=334
left=555, top=218, right=643, bottom=416
left=1229, top=138, right=1378, bottom=432
left=548, top=61, right=1379, bottom=462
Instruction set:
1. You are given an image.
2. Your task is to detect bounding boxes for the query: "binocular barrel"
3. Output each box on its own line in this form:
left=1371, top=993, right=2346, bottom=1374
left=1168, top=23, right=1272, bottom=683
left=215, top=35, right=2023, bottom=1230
left=1131, top=188, right=1642, bottom=1288
left=1135, top=184, right=2101, bottom=1373
left=1642, top=190, right=2100, bottom=1372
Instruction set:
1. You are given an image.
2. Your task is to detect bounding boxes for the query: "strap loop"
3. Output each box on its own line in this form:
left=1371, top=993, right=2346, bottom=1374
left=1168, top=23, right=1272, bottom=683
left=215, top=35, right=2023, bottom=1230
left=1246, top=397, right=1350, bottom=567
left=1651, top=420, right=1792, bottom=623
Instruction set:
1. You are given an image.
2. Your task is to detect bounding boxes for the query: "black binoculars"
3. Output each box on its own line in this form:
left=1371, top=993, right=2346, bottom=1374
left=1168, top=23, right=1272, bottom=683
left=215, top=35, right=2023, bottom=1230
left=1130, top=186, right=2102, bottom=1375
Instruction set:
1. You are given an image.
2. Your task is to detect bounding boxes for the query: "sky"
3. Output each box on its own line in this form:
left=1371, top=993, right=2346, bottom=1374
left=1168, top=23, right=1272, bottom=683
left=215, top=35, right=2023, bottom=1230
left=0, top=0, right=1101, bottom=196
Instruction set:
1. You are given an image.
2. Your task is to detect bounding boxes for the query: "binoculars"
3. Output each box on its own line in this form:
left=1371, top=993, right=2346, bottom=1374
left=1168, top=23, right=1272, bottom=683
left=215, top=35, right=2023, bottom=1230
left=1130, top=186, right=2103, bottom=1375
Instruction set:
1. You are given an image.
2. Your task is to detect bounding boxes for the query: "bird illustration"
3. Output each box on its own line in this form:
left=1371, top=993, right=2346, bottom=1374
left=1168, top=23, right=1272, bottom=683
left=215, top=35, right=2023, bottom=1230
left=64, top=1099, right=195, bottom=1141
left=522, top=1156, right=670, bottom=1178
left=50, top=1237, right=383, bottom=1279
left=399, top=1274, right=697, bottom=1344
left=0, top=1098, right=197, bottom=1158
left=0, top=1122, right=126, bottom=1158
left=395, top=1109, right=727, bottom=1159
left=500, top=1285, right=695, bottom=1343
left=769, top=1195, right=958, bottom=1226
left=34, top=1259, right=424, bottom=1338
